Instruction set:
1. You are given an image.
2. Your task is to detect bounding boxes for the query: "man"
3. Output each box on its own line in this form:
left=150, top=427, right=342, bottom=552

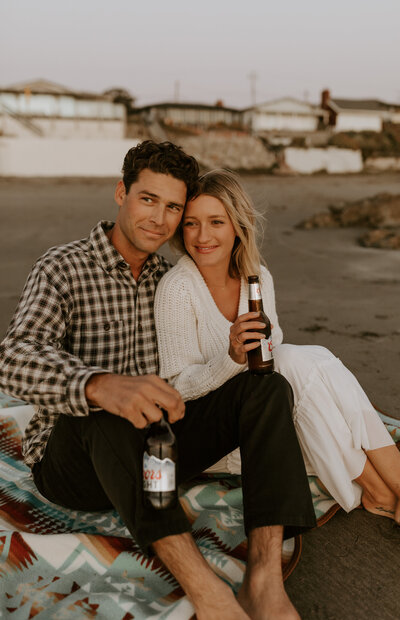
left=0, top=141, right=316, bottom=619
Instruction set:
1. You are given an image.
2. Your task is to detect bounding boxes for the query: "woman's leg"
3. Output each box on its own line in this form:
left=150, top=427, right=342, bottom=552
left=273, top=343, right=398, bottom=516
left=362, top=445, right=400, bottom=522
left=354, top=455, right=398, bottom=520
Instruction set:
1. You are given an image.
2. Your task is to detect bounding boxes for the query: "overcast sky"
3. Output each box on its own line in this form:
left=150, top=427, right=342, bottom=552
left=1, top=0, right=399, bottom=108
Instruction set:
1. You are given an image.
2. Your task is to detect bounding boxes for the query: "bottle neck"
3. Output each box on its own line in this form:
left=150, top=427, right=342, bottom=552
left=248, top=281, right=262, bottom=301
left=248, top=282, right=264, bottom=312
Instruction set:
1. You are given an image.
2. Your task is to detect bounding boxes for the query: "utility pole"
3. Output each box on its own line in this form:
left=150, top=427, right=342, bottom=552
left=248, top=72, right=258, bottom=107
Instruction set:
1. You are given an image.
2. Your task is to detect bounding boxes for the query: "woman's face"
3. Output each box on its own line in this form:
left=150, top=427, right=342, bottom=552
left=182, top=194, right=237, bottom=271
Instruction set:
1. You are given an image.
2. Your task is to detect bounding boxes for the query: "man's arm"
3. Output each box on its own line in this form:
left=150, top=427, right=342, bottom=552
left=0, top=260, right=108, bottom=416
left=0, top=261, right=184, bottom=425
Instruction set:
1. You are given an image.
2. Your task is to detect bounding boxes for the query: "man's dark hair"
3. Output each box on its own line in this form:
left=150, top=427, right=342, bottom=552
left=122, top=140, right=199, bottom=199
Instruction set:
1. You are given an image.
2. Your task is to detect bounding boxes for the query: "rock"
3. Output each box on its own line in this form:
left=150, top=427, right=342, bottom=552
left=164, top=130, right=276, bottom=171
left=298, top=193, right=400, bottom=230
left=358, top=229, right=400, bottom=249
left=297, top=212, right=339, bottom=229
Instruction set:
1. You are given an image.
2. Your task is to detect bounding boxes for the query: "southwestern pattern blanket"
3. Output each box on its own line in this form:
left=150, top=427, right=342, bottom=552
left=1, top=394, right=399, bottom=619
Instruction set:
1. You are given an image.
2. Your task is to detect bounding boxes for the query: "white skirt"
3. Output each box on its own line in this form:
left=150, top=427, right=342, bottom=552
left=206, top=344, right=394, bottom=513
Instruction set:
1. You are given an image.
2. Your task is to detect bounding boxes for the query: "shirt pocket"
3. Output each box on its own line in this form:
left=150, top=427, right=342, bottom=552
left=70, top=319, right=128, bottom=363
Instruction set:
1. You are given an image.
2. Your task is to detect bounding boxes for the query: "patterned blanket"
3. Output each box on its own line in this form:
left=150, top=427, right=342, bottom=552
left=1, top=393, right=399, bottom=619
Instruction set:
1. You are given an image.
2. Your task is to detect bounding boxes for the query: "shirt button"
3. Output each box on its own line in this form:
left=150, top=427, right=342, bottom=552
left=104, top=323, right=110, bottom=331
left=140, top=361, right=146, bottom=369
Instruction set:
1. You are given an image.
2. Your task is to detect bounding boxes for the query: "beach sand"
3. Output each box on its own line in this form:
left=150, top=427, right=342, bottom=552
left=1, top=172, right=399, bottom=418
left=1, top=172, right=399, bottom=618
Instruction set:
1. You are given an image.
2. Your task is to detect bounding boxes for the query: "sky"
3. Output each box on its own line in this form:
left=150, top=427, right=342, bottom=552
left=1, top=0, right=400, bottom=108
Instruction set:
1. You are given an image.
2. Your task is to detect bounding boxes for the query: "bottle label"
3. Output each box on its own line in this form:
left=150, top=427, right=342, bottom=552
left=143, top=452, right=176, bottom=492
left=260, top=335, right=273, bottom=361
left=249, top=282, right=262, bottom=301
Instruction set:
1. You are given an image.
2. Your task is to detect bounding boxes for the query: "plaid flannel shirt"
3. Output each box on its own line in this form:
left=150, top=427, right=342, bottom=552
left=0, top=221, right=170, bottom=467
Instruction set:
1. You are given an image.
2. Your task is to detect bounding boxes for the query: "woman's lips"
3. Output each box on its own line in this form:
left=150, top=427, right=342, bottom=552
left=195, top=246, right=218, bottom=253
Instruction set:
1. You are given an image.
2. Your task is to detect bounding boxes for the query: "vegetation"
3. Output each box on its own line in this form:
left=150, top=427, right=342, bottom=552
left=328, top=124, right=400, bottom=160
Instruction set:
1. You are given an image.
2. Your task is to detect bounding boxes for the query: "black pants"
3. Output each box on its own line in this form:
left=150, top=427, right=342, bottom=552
left=33, top=371, right=316, bottom=554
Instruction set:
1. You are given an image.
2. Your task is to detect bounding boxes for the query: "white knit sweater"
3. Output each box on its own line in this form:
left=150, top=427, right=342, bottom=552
left=155, top=254, right=283, bottom=402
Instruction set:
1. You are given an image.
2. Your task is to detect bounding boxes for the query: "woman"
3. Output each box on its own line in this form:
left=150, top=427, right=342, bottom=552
left=154, top=169, right=400, bottom=521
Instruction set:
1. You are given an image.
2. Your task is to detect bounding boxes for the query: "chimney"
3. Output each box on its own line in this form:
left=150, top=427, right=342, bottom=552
left=321, top=89, right=331, bottom=109
left=215, top=99, right=224, bottom=108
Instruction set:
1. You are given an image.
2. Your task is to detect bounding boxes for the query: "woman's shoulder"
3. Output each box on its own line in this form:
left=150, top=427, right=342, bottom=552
left=260, top=264, right=274, bottom=282
left=156, top=255, right=199, bottom=296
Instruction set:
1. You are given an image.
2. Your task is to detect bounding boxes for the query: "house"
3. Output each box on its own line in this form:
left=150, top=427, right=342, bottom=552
left=0, top=79, right=126, bottom=139
left=128, top=101, right=243, bottom=130
left=320, top=90, right=400, bottom=132
left=242, top=98, right=327, bottom=134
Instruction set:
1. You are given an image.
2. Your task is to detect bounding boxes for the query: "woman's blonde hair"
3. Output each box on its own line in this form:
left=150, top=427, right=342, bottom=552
left=171, top=169, right=264, bottom=279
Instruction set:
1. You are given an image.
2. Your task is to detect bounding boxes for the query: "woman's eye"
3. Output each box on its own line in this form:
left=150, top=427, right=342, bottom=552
left=183, top=221, right=195, bottom=227
left=212, top=220, right=224, bottom=225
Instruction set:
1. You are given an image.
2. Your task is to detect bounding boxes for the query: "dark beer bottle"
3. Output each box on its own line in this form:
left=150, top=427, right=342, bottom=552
left=247, top=275, right=274, bottom=374
left=143, top=410, right=178, bottom=510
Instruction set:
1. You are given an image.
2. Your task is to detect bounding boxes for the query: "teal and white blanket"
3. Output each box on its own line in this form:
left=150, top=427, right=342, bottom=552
left=1, top=392, right=399, bottom=619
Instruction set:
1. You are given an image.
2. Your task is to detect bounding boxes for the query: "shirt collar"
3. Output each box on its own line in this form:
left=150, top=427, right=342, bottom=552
left=88, top=221, right=165, bottom=278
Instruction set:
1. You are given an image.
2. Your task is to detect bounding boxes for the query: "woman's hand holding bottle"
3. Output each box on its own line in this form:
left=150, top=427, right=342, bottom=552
left=229, top=312, right=266, bottom=364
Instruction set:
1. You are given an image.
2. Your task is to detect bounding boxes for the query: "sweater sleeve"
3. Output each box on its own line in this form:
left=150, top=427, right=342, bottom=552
left=155, top=271, right=245, bottom=401
left=260, top=267, right=284, bottom=347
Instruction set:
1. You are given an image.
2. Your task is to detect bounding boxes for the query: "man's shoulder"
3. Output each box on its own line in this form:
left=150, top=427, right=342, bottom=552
left=154, top=253, right=172, bottom=275
left=35, top=236, right=90, bottom=274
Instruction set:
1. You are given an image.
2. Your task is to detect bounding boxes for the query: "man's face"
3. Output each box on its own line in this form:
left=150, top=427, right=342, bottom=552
left=113, top=169, right=187, bottom=260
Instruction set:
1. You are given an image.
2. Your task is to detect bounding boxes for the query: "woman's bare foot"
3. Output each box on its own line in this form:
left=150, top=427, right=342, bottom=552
left=361, top=487, right=397, bottom=520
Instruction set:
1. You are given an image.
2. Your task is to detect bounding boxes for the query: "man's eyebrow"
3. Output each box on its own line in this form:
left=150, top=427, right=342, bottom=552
left=139, top=190, right=159, bottom=198
left=139, top=190, right=184, bottom=209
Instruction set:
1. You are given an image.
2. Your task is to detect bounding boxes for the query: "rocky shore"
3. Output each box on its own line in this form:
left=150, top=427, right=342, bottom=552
left=297, top=192, right=400, bottom=248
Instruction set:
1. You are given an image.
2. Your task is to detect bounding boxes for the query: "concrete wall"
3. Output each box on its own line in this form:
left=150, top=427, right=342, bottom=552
left=284, top=147, right=363, bottom=174
left=0, top=137, right=139, bottom=176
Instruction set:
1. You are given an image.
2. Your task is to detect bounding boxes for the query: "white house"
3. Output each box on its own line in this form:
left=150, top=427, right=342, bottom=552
left=320, top=90, right=400, bottom=132
left=243, top=98, right=326, bottom=134
left=129, top=101, right=242, bottom=129
left=0, top=79, right=126, bottom=139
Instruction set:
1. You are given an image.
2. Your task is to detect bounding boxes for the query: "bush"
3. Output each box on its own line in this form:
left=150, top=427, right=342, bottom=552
left=328, top=125, right=400, bottom=160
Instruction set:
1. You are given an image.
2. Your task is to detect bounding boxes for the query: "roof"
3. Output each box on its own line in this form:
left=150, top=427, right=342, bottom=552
left=0, top=79, right=115, bottom=102
left=330, top=98, right=400, bottom=113
left=244, top=97, right=325, bottom=115
left=130, top=101, right=241, bottom=114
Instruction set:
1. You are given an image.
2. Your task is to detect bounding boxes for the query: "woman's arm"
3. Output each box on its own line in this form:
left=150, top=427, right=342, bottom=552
left=155, top=270, right=246, bottom=402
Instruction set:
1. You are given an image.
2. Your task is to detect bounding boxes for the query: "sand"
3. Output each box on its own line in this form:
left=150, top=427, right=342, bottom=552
left=1, top=171, right=400, bottom=618
left=1, top=172, right=399, bottom=418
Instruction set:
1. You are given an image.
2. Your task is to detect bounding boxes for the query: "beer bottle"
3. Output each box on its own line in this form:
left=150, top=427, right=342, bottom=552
left=143, top=410, right=178, bottom=510
left=247, top=275, right=274, bottom=374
